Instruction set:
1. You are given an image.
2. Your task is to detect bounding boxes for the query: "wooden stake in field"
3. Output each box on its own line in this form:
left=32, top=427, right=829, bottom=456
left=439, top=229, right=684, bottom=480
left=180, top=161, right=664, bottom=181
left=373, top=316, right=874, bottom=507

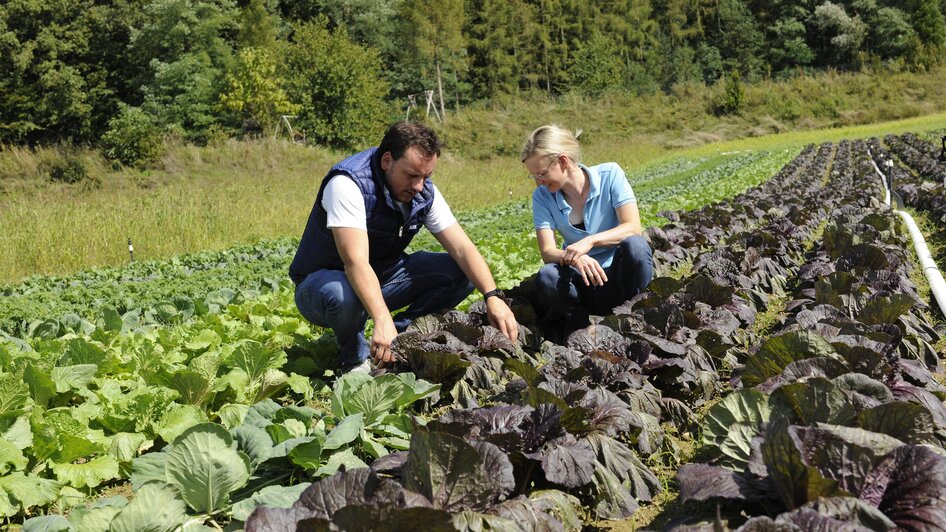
left=404, top=90, right=442, bottom=123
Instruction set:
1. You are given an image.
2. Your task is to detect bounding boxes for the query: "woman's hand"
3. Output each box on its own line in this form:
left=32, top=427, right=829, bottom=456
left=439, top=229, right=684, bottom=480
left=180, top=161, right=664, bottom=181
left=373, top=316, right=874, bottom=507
left=571, top=255, right=608, bottom=286
left=562, top=237, right=594, bottom=265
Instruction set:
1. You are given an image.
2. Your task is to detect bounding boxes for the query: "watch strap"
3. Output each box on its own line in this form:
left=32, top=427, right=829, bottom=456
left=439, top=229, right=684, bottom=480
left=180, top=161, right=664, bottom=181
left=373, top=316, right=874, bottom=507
left=483, top=288, right=504, bottom=300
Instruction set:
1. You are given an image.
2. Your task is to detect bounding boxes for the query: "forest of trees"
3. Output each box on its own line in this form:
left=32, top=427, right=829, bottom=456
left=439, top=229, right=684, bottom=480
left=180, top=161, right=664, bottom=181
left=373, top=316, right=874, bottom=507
left=1, top=0, right=945, bottom=161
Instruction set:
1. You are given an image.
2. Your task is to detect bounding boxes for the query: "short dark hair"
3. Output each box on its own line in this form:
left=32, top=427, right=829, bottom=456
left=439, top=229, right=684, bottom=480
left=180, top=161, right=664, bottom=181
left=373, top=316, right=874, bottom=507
left=378, top=121, right=441, bottom=160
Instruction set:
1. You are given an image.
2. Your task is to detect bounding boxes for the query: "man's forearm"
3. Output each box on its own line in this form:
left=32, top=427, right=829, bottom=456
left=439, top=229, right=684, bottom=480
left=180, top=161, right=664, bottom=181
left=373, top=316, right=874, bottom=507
left=437, top=224, right=518, bottom=342
left=435, top=225, right=500, bottom=294
left=448, top=242, right=497, bottom=294
left=343, top=261, right=391, bottom=322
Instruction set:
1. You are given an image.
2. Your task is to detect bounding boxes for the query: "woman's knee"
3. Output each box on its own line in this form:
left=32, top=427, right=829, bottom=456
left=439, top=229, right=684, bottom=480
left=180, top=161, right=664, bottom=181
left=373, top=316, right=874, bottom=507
left=535, top=263, right=562, bottom=292
left=619, top=235, right=653, bottom=264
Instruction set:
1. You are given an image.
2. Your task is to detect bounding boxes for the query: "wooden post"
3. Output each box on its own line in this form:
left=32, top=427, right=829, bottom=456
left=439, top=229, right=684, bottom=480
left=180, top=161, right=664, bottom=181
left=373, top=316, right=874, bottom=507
left=436, top=58, right=446, bottom=124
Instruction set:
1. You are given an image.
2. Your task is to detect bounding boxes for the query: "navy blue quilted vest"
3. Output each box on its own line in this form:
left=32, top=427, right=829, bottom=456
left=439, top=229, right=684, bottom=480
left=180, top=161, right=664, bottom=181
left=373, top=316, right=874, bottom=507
left=289, top=148, right=436, bottom=285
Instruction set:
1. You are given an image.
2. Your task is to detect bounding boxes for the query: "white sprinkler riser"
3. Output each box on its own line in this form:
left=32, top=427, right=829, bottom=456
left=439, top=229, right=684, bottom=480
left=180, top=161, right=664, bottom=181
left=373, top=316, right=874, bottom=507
left=868, top=149, right=946, bottom=318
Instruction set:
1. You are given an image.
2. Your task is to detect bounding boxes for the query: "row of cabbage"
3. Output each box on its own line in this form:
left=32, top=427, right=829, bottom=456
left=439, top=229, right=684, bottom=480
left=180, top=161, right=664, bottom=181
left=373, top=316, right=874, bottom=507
left=896, top=132, right=946, bottom=182
left=1, top=285, right=456, bottom=529
left=0, top=238, right=299, bottom=336
left=676, top=139, right=946, bottom=529
left=635, top=150, right=797, bottom=222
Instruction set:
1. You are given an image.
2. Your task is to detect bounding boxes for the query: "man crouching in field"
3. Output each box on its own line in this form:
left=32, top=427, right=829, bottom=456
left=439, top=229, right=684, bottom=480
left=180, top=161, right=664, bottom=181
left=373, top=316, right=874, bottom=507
left=289, top=122, right=518, bottom=374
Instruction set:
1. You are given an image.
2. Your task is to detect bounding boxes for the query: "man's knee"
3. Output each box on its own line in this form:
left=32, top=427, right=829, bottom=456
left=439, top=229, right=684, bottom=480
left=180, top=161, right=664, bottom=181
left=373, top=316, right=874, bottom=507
left=426, top=253, right=473, bottom=295
left=440, top=257, right=474, bottom=302
left=296, top=273, right=362, bottom=325
left=436, top=253, right=468, bottom=284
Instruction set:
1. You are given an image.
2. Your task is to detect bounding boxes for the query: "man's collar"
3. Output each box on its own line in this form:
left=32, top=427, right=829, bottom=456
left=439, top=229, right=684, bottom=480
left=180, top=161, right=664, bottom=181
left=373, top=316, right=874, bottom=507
left=372, top=150, right=399, bottom=208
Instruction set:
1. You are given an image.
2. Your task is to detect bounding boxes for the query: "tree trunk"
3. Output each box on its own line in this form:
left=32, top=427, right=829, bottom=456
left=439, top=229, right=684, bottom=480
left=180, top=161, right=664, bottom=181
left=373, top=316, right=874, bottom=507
left=436, top=57, right=447, bottom=123
left=451, top=51, right=460, bottom=111
left=453, top=72, right=460, bottom=111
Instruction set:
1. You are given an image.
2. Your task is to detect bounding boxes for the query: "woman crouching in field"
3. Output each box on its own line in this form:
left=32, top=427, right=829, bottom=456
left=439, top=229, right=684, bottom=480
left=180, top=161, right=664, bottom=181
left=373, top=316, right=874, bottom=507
left=521, top=124, right=653, bottom=326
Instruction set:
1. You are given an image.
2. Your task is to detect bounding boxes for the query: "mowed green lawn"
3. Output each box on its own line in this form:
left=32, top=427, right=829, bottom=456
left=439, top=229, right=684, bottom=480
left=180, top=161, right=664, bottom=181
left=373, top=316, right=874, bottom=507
left=1, top=113, right=945, bottom=284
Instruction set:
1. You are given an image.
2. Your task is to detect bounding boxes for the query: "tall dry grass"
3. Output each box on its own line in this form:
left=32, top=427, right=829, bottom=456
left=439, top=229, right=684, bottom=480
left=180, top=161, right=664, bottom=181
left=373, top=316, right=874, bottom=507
left=0, top=138, right=540, bottom=282
left=440, top=66, right=946, bottom=159
left=1, top=139, right=329, bottom=281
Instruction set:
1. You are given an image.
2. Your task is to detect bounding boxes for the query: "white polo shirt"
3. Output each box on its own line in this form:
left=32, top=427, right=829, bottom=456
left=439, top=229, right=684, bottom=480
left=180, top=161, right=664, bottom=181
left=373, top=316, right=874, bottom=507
left=322, top=176, right=457, bottom=233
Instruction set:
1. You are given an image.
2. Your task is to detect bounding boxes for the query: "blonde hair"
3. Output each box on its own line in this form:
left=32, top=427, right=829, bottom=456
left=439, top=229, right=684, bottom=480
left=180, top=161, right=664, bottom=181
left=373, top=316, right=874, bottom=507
left=520, top=124, right=582, bottom=163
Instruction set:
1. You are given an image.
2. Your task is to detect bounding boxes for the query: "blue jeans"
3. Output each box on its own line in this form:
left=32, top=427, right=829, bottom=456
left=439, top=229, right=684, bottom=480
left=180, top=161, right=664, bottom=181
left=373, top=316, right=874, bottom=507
left=535, top=235, right=653, bottom=317
left=294, top=252, right=474, bottom=366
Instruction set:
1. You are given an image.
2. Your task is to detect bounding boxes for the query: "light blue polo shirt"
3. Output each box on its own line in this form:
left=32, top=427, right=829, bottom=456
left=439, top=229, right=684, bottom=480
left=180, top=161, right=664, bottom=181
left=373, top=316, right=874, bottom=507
left=532, top=162, right=636, bottom=269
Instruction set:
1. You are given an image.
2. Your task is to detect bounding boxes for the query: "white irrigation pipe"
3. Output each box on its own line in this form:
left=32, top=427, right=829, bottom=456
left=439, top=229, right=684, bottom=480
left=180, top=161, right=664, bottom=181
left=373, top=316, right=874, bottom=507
left=868, top=150, right=946, bottom=317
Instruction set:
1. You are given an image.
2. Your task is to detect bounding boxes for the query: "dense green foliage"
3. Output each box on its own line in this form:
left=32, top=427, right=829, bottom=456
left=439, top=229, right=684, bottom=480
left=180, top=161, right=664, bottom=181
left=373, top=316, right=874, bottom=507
left=220, top=46, right=300, bottom=135
left=2, top=0, right=945, bottom=151
left=0, top=281, right=441, bottom=524
left=284, top=20, right=390, bottom=147
left=101, top=106, right=165, bottom=167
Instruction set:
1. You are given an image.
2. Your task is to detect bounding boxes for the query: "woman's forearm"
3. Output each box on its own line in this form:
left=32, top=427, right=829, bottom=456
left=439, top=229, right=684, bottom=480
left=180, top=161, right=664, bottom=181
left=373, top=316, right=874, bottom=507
left=542, top=222, right=639, bottom=264
left=540, top=247, right=567, bottom=264
left=588, top=221, right=641, bottom=248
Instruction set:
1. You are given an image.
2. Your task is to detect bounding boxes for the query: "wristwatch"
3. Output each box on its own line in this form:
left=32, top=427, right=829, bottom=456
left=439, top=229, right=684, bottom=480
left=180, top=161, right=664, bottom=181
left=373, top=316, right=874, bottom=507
left=483, top=288, right=505, bottom=301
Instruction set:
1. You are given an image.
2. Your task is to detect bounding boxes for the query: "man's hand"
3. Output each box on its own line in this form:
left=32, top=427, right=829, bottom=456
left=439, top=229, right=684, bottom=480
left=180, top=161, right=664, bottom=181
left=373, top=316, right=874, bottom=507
left=572, top=255, right=608, bottom=286
left=562, top=237, right=594, bottom=265
left=433, top=224, right=518, bottom=344
left=486, top=297, right=519, bottom=343
left=371, top=315, right=398, bottom=367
